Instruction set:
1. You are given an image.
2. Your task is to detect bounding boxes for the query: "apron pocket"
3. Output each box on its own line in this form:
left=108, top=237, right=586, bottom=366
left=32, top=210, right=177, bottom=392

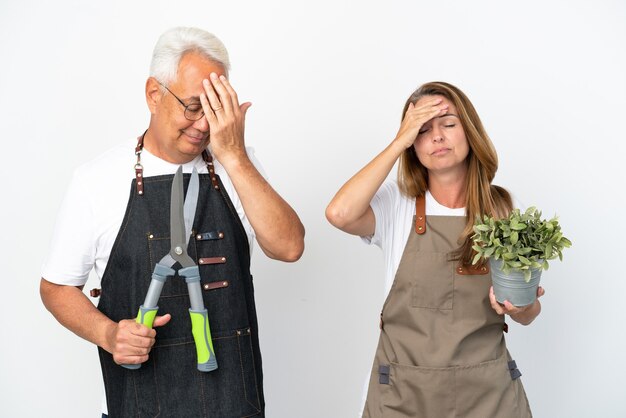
left=200, top=327, right=262, bottom=416
left=410, top=252, right=454, bottom=310
left=137, top=340, right=205, bottom=417
left=131, top=327, right=262, bottom=417
left=380, top=362, right=455, bottom=418
left=454, top=355, right=530, bottom=418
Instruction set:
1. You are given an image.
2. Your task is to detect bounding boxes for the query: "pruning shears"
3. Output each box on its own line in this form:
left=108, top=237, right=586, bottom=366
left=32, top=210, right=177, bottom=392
left=123, top=166, right=218, bottom=372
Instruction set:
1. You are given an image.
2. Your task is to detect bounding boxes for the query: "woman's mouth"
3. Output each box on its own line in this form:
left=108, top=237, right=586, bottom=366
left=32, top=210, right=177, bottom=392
left=431, top=147, right=451, bottom=156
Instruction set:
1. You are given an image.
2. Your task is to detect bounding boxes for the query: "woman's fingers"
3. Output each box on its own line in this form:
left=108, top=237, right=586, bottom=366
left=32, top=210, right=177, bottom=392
left=537, top=286, right=545, bottom=298
left=489, top=286, right=505, bottom=315
left=394, top=97, right=449, bottom=148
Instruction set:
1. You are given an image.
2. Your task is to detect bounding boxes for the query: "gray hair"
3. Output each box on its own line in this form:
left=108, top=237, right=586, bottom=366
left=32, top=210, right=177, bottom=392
left=149, top=27, right=231, bottom=85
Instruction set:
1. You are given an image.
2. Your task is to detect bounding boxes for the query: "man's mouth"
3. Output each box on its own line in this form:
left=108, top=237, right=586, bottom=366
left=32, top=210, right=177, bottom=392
left=182, top=130, right=208, bottom=142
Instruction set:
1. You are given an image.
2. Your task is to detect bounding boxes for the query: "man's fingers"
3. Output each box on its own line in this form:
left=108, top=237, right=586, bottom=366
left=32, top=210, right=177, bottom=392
left=200, top=92, right=217, bottom=125
left=152, top=313, right=171, bottom=328
left=113, top=353, right=150, bottom=366
left=208, top=72, right=234, bottom=114
left=202, top=78, right=223, bottom=116
left=219, top=75, right=240, bottom=109
left=240, top=102, right=252, bottom=118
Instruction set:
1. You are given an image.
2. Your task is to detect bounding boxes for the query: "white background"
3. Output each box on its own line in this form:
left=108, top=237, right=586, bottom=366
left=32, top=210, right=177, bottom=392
left=1, top=1, right=625, bottom=417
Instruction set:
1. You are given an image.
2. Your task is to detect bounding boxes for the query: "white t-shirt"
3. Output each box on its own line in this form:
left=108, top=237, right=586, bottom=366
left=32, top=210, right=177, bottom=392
left=41, top=138, right=265, bottom=414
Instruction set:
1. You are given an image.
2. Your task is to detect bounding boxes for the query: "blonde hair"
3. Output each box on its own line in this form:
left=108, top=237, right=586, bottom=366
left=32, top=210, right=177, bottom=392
left=397, top=81, right=512, bottom=265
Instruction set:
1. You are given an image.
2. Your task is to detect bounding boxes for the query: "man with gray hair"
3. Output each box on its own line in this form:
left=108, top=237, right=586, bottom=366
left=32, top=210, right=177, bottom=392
left=40, top=27, right=304, bottom=417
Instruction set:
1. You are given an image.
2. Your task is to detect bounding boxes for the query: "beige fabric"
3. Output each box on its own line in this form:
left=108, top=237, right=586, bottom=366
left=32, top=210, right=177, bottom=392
left=363, top=215, right=532, bottom=418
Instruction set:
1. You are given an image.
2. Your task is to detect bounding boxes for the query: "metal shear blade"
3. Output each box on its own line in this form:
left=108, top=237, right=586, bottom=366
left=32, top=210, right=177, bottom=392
left=167, top=166, right=199, bottom=268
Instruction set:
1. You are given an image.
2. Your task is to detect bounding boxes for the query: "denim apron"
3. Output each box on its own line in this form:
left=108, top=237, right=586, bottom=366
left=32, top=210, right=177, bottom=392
left=97, top=141, right=264, bottom=418
left=363, top=195, right=531, bottom=418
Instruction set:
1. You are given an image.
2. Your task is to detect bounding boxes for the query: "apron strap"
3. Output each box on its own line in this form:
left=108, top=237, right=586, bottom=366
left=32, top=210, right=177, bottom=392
left=201, top=150, right=220, bottom=190
left=415, top=194, right=426, bottom=234
left=414, top=192, right=489, bottom=275
left=135, top=131, right=147, bottom=195
left=133, top=131, right=220, bottom=195
left=456, top=263, right=489, bottom=275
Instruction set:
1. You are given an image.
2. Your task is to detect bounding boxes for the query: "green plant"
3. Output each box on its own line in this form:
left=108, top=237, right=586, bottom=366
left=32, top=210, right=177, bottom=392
left=471, top=207, right=572, bottom=281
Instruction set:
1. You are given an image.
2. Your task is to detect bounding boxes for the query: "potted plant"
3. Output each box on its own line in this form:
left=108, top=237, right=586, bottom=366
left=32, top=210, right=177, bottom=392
left=471, top=207, right=572, bottom=307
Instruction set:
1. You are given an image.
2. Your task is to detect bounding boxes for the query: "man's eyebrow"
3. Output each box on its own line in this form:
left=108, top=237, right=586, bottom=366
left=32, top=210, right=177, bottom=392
left=183, top=95, right=202, bottom=103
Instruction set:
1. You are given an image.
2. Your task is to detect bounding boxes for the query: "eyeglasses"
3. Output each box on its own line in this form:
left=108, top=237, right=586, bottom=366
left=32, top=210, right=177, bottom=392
left=157, top=80, right=205, bottom=121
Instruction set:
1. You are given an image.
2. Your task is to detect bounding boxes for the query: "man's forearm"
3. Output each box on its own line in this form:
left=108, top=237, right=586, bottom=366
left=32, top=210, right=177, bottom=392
left=40, top=278, right=116, bottom=353
left=222, top=156, right=305, bottom=262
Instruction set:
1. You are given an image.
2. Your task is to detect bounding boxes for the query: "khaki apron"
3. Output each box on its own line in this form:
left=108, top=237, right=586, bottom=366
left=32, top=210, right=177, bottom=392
left=363, top=195, right=532, bottom=418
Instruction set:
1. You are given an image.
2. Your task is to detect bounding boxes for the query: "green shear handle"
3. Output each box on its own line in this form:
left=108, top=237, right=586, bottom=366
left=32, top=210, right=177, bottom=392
left=121, top=263, right=173, bottom=370
left=181, top=265, right=218, bottom=371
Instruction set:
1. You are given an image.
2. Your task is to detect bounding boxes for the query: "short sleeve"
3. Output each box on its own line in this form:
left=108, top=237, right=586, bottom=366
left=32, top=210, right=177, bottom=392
left=41, top=168, right=96, bottom=286
left=361, top=182, right=399, bottom=248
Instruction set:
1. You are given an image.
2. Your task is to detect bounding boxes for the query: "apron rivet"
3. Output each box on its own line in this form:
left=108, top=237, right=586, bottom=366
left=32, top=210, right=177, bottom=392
left=174, top=246, right=183, bottom=255
left=196, top=234, right=201, bottom=240
left=148, top=234, right=154, bottom=239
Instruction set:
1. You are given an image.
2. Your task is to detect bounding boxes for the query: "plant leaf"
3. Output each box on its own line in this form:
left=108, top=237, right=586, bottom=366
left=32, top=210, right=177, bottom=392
left=511, top=223, right=527, bottom=231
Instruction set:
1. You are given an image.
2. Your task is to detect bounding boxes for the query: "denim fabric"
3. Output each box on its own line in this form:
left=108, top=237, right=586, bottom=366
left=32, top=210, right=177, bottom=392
left=97, top=173, right=264, bottom=417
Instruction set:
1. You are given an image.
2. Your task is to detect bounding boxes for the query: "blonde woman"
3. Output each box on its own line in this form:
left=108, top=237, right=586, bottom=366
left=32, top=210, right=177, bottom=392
left=326, top=82, right=542, bottom=417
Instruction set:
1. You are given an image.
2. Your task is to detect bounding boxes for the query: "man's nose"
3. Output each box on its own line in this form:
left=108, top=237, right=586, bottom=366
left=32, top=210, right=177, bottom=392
left=193, top=114, right=210, bottom=132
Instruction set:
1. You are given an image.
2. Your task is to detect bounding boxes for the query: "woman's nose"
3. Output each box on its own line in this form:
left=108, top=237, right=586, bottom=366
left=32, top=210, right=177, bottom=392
left=431, top=126, right=444, bottom=142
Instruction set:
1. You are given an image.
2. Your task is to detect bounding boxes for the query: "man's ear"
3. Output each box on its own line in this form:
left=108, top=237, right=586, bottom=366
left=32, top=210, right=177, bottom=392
left=146, top=77, right=162, bottom=114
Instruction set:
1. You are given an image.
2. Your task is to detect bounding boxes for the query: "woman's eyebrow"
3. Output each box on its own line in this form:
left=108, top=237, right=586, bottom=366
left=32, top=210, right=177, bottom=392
left=437, top=113, right=460, bottom=119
